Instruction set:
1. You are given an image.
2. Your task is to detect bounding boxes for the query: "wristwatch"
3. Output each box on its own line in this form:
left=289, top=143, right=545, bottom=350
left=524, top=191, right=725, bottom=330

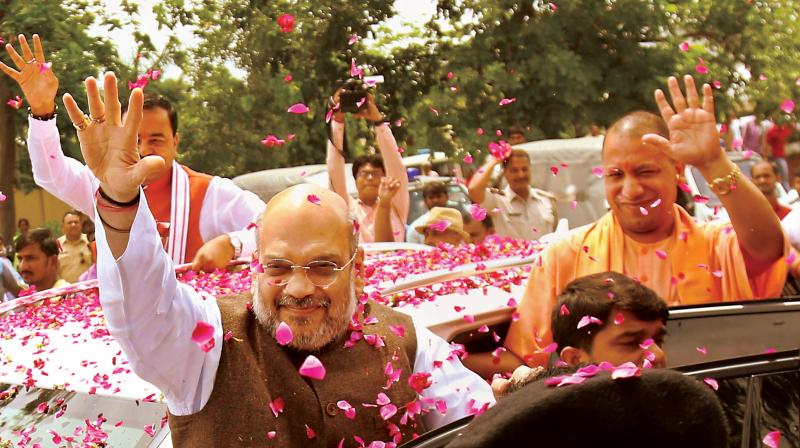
left=707, top=165, right=741, bottom=196
left=228, top=233, right=243, bottom=259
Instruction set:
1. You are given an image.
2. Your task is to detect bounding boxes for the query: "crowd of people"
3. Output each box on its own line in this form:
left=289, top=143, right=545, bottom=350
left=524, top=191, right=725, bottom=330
left=0, top=33, right=797, bottom=445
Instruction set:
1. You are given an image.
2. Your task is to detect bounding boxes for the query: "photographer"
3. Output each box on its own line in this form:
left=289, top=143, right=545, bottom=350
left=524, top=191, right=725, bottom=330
left=326, top=83, right=409, bottom=242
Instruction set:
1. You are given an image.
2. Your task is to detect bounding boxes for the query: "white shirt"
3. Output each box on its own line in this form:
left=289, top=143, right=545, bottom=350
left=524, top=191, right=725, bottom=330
left=28, top=117, right=265, bottom=259
left=407, top=211, right=431, bottom=244
left=95, top=195, right=495, bottom=428
left=480, top=186, right=556, bottom=241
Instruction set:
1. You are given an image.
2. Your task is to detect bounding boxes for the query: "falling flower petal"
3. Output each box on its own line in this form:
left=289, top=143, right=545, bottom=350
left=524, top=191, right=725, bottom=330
left=498, top=97, right=516, bottom=106
left=639, top=207, right=648, bottom=216
left=191, top=321, right=216, bottom=352
left=639, top=338, right=654, bottom=349
left=655, top=250, right=667, bottom=260
left=39, top=62, right=52, bottom=73
left=267, top=431, right=277, bottom=439
left=287, top=103, right=310, bottom=114
left=559, top=304, right=570, bottom=315
left=463, top=153, right=473, bottom=164
left=305, top=425, right=316, bottom=439
left=277, top=13, right=295, bottom=33
left=348, top=34, right=359, bottom=45
left=298, top=355, right=326, bottom=380
left=429, top=219, right=451, bottom=232
left=6, top=96, right=22, bottom=109
left=0, top=191, right=5, bottom=202
left=613, top=312, right=625, bottom=325
left=592, top=166, right=604, bottom=177
left=408, top=372, right=433, bottom=393
left=611, top=362, right=641, bottom=380
left=380, top=404, right=398, bottom=420
left=679, top=41, right=690, bottom=52
left=712, top=80, right=722, bottom=89
left=388, top=324, right=405, bottom=337
left=36, top=402, right=49, bottom=413
left=780, top=100, right=795, bottom=114
left=695, top=64, right=708, bottom=75
left=269, top=397, right=285, bottom=417
left=488, top=140, right=512, bottom=160
left=763, top=431, right=781, bottom=448
left=307, top=194, right=321, bottom=205
left=703, top=377, right=719, bottom=391
left=650, top=199, right=661, bottom=208
left=469, top=203, right=487, bottom=221
left=696, top=346, right=708, bottom=355
left=477, top=324, right=489, bottom=333
left=260, top=134, right=286, bottom=147
left=759, top=74, right=767, bottom=81
left=535, top=342, right=558, bottom=354
left=786, top=251, right=797, bottom=266
left=577, top=315, right=603, bottom=329
left=144, top=424, right=156, bottom=437
left=350, top=58, right=363, bottom=78
left=275, top=321, right=293, bottom=346
left=550, top=166, right=559, bottom=176
left=476, top=127, right=484, bottom=135
left=678, top=182, right=691, bottom=193
left=283, top=74, right=293, bottom=82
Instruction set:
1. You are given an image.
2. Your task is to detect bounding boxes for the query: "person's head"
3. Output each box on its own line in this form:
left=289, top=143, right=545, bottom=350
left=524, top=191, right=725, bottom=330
left=589, top=123, right=601, bottom=136
left=352, top=154, right=385, bottom=205
left=552, top=271, right=668, bottom=368
left=122, top=95, right=180, bottom=185
left=463, top=212, right=494, bottom=244
left=422, top=182, right=449, bottom=210
left=62, top=210, right=83, bottom=241
left=602, top=111, right=677, bottom=243
left=751, top=160, right=779, bottom=198
left=417, top=207, right=469, bottom=246
left=507, top=126, right=526, bottom=145
left=502, top=150, right=531, bottom=197
left=15, top=228, right=60, bottom=291
left=253, top=184, right=361, bottom=352
left=17, top=218, right=30, bottom=235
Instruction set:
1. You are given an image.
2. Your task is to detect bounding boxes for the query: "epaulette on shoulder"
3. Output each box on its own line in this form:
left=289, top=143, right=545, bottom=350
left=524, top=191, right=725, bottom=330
left=489, top=187, right=506, bottom=196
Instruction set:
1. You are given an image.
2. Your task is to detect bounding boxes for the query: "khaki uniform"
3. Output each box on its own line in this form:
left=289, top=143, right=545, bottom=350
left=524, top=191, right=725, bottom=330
left=480, top=186, right=557, bottom=240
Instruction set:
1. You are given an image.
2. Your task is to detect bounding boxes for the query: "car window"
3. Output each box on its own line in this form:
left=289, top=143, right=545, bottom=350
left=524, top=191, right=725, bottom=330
left=0, top=384, right=167, bottom=447
left=715, top=371, right=799, bottom=447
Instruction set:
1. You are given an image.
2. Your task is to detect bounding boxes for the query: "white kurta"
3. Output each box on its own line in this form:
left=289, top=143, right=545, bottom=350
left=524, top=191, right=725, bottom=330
left=27, top=117, right=264, bottom=260
left=95, top=195, right=495, bottom=428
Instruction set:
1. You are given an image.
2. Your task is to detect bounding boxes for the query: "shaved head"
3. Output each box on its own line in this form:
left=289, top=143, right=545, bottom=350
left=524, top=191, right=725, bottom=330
left=604, top=111, right=669, bottom=154
left=752, top=160, right=777, bottom=176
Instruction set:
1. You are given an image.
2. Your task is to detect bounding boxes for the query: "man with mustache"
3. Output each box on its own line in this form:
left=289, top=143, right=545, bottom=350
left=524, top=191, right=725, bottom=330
left=15, top=228, right=68, bottom=292
left=70, top=72, right=494, bottom=447
left=466, top=75, right=788, bottom=377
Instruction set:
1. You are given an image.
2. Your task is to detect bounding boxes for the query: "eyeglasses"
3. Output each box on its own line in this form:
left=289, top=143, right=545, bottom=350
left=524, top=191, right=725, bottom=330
left=356, top=170, right=384, bottom=179
left=257, top=251, right=358, bottom=288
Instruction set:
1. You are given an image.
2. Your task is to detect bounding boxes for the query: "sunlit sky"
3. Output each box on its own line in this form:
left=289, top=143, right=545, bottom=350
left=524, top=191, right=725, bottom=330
left=95, top=0, right=438, bottom=78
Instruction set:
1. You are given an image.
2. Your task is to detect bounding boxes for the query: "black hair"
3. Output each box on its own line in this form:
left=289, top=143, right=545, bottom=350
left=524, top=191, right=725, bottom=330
left=14, top=228, right=59, bottom=258
left=352, top=154, right=385, bottom=178
left=63, top=209, right=82, bottom=221
left=462, top=209, right=494, bottom=230
left=552, top=271, right=668, bottom=352
left=122, top=94, right=179, bottom=135
left=17, top=218, right=29, bottom=227
left=422, top=181, right=448, bottom=198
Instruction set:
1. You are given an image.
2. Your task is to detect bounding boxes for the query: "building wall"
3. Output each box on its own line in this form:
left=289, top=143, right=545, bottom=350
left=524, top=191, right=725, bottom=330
left=13, top=188, right=71, bottom=231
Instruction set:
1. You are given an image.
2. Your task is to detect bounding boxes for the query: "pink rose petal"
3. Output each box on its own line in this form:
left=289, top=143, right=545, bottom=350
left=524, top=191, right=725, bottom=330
left=559, top=304, right=570, bottom=316
left=592, top=166, right=604, bottom=177
left=763, top=431, right=781, bottom=448
left=577, top=315, right=603, bottom=329
left=429, top=219, right=451, bottom=232
left=611, top=362, right=641, bottom=380
left=307, top=194, right=321, bottom=205
left=507, top=298, right=517, bottom=307
left=277, top=13, right=295, bottom=33
left=679, top=41, right=689, bottom=52
left=650, top=199, right=661, bottom=208
left=786, top=251, right=797, bottom=265
left=269, top=397, right=285, bottom=417
left=267, top=431, right=277, bottom=439
left=39, top=62, right=52, bottom=73
left=298, top=355, right=326, bottom=380
left=639, top=338, right=654, bottom=349
left=639, top=206, right=648, bottom=216
left=463, top=153, right=473, bottom=164
left=655, top=250, right=667, bottom=260
left=550, top=166, right=559, bottom=176
left=613, top=313, right=625, bottom=325
left=780, top=99, right=795, bottom=114
left=305, top=425, right=316, bottom=439
left=191, top=321, right=216, bottom=352
left=498, top=97, right=516, bottom=106
left=703, top=377, right=719, bottom=391
left=469, top=203, right=487, bottom=221
left=287, top=103, right=310, bottom=114
left=275, top=321, right=293, bottom=345
left=696, top=64, right=708, bottom=75
left=144, top=424, right=156, bottom=437
left=535, top=342, right=558, bottom=354
left=0, top=191, right=6, bottom=202
left=696, top=346, right=708, bottom=355
left=477, top=324, right=489, bottom=333
left=712, top=79, right=722, bottom=89
left=348, top=35, right=359, bottom=45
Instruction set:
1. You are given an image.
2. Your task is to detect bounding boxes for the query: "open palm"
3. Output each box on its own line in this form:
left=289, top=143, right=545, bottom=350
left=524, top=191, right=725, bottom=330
left=0, top=35, right=58, bottom=114
left=63, top=72, right=164, bottom=202
left=644, top=75, right=723, bottom=169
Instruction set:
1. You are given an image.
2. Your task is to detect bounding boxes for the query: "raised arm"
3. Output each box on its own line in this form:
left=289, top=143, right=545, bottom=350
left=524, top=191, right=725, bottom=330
left=326, top=89, right=351, bottom=206
left=644, top=75, right=784, bottom=263
left=1, top=34, right=97, bottom=215
left=468, top=158, right=501, bottom=205
left=374, top=176, right=401, bottom=242
left=63, top=72, right=222, bottom=415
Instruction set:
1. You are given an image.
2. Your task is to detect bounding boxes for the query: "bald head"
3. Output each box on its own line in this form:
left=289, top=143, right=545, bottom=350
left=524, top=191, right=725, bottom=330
left=261, top=184, right=356, bottom=249
left=752, top=160, right=777, bottom=176
left=603, top=111, right=669, bottom=155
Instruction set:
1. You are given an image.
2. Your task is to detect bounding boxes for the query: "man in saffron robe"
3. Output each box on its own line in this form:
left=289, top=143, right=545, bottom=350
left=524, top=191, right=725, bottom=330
left=466, top=75, right=788, bottom=377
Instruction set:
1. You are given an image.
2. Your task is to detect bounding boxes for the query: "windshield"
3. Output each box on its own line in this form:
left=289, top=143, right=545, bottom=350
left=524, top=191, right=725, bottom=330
left=408, top=184, right=470, bottom=224
left=0, top=384, right=166, bottom=447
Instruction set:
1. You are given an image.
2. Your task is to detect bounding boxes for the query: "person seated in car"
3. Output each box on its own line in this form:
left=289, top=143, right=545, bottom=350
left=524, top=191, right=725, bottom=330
left=751, top=160, right=792, bottom=220
left=416, top=207, right=470, bottom=247
left=327, top=88, right=408, bottom=242
left=465, top=75, right=788, bottom=377
left=15, top=228, right=69, bottom=292
left=492, top=271, right=667, bottom=396
left=407, top=182, right=449, bottom=244
left=463, top=212, right=495, bottom=244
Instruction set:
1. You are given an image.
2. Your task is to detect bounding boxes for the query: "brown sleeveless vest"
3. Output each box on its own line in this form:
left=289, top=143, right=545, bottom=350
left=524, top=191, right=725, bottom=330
left=144, top=164, right=212, bottom=263
left=168, top=294, right=424, bottom=447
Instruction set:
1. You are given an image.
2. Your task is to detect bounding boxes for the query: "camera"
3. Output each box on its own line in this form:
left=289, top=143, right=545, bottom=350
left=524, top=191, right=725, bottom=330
left=339, top=75, right=384, bottom=113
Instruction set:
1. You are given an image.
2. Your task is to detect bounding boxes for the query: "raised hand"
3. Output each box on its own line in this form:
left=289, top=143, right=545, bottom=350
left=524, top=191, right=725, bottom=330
left=377, top=176, right=401, bottom=206
left=643, top=75, right=723, bottom=170
left=62, top=72, right=164, bottom=203
left=353, top=93, right=384, bottom=123
left=0, top=34, right=58, bottom=116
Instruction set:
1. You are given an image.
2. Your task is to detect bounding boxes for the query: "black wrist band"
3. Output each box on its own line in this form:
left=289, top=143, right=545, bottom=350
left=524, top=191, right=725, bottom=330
left=98, top=187, right=141, bottom=207
left=29, top=104, right=57, bottom=121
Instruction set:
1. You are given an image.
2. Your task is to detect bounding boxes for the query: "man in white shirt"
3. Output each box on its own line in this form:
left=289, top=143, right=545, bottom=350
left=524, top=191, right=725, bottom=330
left=66, top=72, right=494, bottom=446
left=0, top=34, right=264, bottom=271
left=468, top=149, right=557, bottom=240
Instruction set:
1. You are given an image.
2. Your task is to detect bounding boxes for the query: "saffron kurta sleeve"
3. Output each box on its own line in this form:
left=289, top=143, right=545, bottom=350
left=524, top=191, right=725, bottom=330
left=95, top=192, right=223, bottom=415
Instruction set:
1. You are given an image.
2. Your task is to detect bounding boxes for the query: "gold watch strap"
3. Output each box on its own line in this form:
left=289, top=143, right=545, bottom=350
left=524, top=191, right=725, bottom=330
left=707, top=165, right=741, bottom=196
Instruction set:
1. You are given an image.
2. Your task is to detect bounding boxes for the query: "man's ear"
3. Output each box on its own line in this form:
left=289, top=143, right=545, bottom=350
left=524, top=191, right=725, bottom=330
left=559, top=346, right=591, bottom=366
left=173, top=132, right=181, bottom=152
